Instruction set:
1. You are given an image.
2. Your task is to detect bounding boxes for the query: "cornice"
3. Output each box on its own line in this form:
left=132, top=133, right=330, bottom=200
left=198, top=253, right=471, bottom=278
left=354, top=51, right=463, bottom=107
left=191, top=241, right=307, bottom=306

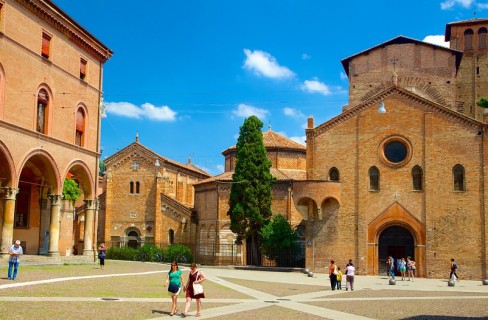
left=16, top=0, right=113, bottom=62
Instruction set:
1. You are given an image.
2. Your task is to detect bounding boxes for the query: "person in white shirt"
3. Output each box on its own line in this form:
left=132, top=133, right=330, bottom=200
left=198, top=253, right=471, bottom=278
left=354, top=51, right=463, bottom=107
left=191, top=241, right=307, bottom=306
left=345, top=259, right=355, bottom=291
left=8, top=240, right=23, bottom=280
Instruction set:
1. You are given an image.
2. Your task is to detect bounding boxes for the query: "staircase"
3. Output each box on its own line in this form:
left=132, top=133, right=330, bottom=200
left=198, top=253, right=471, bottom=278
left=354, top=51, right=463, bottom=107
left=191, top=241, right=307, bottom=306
left=3, top=255, right=96, bottom=266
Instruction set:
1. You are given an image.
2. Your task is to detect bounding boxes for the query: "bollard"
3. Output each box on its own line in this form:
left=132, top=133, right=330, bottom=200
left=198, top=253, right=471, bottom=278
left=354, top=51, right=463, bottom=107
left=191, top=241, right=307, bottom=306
left=389, top=279, right=396, bottom=285
left=307, top=271, right=313, bottom=277
left=448, top=280, right=455, bottom=287
left=482, top=279, right=488, bottom=285
left=304, top=268, right=310, bottom=274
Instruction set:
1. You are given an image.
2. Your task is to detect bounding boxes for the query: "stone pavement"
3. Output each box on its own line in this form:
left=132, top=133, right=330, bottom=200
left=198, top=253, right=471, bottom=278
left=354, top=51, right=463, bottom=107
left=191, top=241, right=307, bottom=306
left=0, top=262, right=487, bottom=319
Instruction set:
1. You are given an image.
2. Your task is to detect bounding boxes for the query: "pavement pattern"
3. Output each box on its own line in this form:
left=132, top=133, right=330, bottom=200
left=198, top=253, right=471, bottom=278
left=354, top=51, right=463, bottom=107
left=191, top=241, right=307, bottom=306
left=0, top=262, right=487, bottom=319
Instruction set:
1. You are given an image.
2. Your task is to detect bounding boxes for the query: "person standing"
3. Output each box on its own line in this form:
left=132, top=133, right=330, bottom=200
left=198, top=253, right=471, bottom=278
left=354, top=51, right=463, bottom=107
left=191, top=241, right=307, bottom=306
left=182, top=263, right=206, bottom=317
left=345, top=260, right=355, bottom=291
left=399, top=257, right=407, bottom=281
left=164, top=262, right=185, bottom=316
left=98, top=243, right=106, bottom=270
left=407, top=256, right=415, bottom=282
left=7, top=240, right=23, bottom=280
left=388, top=256, right=395, bottom=280
left=329, top=260, right=338, bottom=290
left=450, top=258, right=459, bottom=282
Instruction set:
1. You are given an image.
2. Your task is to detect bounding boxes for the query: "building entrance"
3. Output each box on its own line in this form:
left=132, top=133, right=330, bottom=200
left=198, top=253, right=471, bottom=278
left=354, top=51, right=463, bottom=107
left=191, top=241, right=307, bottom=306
left=378, top=226, right=414, bottom=275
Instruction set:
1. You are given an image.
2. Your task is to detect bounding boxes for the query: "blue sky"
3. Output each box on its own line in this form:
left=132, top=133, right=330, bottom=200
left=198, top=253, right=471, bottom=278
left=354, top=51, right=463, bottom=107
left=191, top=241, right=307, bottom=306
left=55, top=0, right=487, bottom=175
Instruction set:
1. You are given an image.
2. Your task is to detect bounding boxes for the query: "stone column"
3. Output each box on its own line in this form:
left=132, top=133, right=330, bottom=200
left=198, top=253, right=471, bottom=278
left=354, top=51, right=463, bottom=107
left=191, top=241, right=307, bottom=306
left=83, top=199, right=96, bottom=256
left=0, top=188, right=18, bottom=256
left=47, top=194, right=63, bottom=256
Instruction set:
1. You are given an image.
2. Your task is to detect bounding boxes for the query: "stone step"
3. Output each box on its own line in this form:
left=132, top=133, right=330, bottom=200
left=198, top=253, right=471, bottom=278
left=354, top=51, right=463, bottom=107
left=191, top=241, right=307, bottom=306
left=2, top=255, right=96, bottom=266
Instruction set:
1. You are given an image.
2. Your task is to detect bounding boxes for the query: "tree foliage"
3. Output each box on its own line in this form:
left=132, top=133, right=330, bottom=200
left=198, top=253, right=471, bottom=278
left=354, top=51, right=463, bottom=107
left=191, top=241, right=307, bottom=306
left=62, top=178, right=81, bottom=202
left=477, top=97, right=488, bottom=108
left=99, top=160, right=106, bottom=176
left=259, top=215, right=298, bottom=266
left=227, top=116, right=274, bottom=256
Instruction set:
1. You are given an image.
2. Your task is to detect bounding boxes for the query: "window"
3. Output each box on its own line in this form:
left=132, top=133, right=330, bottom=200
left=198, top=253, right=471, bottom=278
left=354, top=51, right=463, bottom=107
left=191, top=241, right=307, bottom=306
left=130, top=181, right=134, bottom=194
left=329, top=167, right=340, bottom=181
left=136, top=181, right=140, bottom=194
left=369, top=166, right=380, bottom=191
left=479, top=28, right=487, bottom=49
left=41, top=32, right=51, bottom=58
left=75, top=107, right=85, bottom=146
left=464, top=29, right=474, bottom=50
left=36, top=89, right=49, bottom=133
left=453, top=164, right=465, bottom=191
left=169, top=229, right=175, bottom=245
left=412, top=166, right=423, bottom=191
left=80, top=58, right=87, bottom=80
left=384, top=141, right=407, bottom=163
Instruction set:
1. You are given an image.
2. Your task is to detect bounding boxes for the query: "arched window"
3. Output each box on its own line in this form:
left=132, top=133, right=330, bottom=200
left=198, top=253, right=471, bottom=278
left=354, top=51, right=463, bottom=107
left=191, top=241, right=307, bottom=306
left=329, top=167, right=340, bottom=181
left=412, top=166, right=423, bottom=191
left=369, top=166, right=380, bottom=191
left=453, top=164, right=465, bottom=191
left=75, top=107, right=85, bottom=146
left=464, top=29, right=474, bottom=50
left=479, top=27, right=487, bottom=49
left=169, top=229, right=175, bottom=245
left=136, top=181, right=140, bottom=194
left=37, top=89, right=49, bottom=134
left=130, top=181, right=134, bottom=194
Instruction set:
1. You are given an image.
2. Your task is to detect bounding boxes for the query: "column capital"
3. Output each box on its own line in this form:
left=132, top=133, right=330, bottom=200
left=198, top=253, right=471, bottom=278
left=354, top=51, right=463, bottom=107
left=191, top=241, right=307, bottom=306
left=1, top=187, right=19, bottom=200
left=84, top=199, right=98, bottom=210
left=48, top=194, right=63, bottom=206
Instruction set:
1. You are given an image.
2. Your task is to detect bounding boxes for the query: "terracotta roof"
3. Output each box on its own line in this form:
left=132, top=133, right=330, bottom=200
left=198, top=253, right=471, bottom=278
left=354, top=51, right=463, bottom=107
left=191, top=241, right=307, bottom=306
left=341, top=36, right=462, bottom=77
left=194, top=168, right=306, bottom=185
left=222, top=128, right=305, bottom=154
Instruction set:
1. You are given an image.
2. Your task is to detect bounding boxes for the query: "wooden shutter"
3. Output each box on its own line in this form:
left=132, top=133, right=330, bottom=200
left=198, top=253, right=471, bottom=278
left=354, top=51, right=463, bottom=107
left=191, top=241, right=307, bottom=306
left=42, top=33, right=51, bottom=58
left=80, top=58, right=87, bottom=79
left=76, top=109, right=84, bottom=131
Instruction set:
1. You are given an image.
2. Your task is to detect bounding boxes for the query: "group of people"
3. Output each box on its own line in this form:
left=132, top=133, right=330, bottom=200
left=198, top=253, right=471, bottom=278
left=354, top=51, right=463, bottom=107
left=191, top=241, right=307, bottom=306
left=164, top=262, right=206, bottom=317
left=387, top=256, right=416, bottom=281
left=328, top=259, right=355, bottom=291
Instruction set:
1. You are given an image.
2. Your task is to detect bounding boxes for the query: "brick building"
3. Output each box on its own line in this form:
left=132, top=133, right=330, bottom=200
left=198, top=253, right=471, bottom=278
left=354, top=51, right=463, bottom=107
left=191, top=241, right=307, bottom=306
left=0, top=0, right=111, bottom=257
left=193, top=128, right=311, bottom=266
left=98, top=135, right=210, bottom=249
left=300, top=19, right=488, bottom=279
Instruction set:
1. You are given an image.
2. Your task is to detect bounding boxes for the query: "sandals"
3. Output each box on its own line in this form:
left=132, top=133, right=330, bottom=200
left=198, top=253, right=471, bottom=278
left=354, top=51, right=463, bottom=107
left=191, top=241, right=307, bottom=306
left=195, top=313, right=201, bottom=317
left=181, top=313, right=187, bottom=318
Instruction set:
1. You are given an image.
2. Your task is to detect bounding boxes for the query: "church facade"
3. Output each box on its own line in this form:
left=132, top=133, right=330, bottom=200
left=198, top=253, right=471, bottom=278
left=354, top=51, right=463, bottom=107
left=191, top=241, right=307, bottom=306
left=299, top=19, right=488, bottom=279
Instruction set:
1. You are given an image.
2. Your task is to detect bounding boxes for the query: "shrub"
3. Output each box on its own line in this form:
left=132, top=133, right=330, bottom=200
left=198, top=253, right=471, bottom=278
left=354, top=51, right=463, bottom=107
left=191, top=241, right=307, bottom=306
left=106, top=246, right=137, bottom=261
left=166, top=244, right=193, bottom=263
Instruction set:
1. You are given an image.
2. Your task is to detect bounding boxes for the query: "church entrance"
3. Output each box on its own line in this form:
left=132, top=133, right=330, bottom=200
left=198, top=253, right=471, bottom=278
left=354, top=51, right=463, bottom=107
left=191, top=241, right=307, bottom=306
left=127, top=231, right=139, bottom=249
left=378, top=226, right=414, bottom=276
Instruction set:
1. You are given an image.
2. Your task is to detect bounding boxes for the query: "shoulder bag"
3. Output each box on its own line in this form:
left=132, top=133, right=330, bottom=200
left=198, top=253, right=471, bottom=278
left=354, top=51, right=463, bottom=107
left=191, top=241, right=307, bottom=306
left=193, top=271, right=204, bottom=295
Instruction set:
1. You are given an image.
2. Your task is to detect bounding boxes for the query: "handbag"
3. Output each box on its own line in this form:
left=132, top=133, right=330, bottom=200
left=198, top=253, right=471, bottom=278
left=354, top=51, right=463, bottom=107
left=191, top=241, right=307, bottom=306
left=193, top=271, right=204, bottom=295
left=168, top=282, right=180, bottom=294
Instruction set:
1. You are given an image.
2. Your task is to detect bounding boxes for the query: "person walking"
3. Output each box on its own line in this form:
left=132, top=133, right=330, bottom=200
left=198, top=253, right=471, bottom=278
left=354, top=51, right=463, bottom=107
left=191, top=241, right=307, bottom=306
left=182, top=263, right=206, bottom=317
left=164, top=262, right=185, bottom=316
left=450, top=258, right=459, bottom=282
left=98, top=243, right=106, bottom=270
left=399, top=257, right=407, bottom=281
left=329, top=260, right=338, bottom=290
left=407, top=256, right=415, bottom=282
left=336, top=267, right=343, bottom=290
left=7, top=240, right=23, bottom=280
left=388, top=256, right=395, bottom=280
left=345, top=260, right=355, bottom=291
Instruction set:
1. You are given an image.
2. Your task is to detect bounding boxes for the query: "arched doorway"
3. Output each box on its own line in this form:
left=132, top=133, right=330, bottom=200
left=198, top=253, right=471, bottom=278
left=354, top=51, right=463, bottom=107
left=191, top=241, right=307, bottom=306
left=378, top=226, right=414, bottom=275
left=127, top=230, right=139, bottom=249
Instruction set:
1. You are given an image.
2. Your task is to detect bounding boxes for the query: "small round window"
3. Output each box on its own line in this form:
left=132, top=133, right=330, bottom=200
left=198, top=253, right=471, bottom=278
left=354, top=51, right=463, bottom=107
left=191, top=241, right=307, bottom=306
left=379, top=136, right=412, bottom=168
left=384, top=141, right=407, bottom=163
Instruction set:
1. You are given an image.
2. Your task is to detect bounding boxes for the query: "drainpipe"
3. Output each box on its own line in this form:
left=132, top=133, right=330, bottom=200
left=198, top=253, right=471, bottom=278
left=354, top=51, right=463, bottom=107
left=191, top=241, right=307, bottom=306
left=93, top=60, right=103, bottom=262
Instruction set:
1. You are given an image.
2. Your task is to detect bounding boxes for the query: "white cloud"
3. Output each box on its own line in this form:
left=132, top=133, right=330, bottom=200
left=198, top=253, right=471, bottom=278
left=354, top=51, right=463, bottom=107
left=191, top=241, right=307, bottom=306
left=233, top=103, right=269, bottom=120
left=301, top=78, right=331, bottom=96
left=302, top=53, right=311, bottom=60
left=216, top=164, right=225, bottom=173
left=340, top=72, right=348, bottom=80
left=289, top=136, right=306, bottom=145
left=283, top=107, right=305, bottom=119
left=243, top=49, right=295, bottom=79
left=105, top=102, right=176, bottom=121
left=423, top=35, right=450, bottom=48
left=441, top=0, right=474, bottom=9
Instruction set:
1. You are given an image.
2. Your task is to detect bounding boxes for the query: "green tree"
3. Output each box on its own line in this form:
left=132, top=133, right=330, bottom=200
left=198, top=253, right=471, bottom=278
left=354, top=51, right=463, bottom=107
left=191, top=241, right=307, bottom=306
left=259, top=215, right=298, bottom=267
left=227, top=116, right=274, bottom=265
left=62, top=178, right=81, bottom=202
left=99, top=160, right=106, bottom=176
left=477, top=97, right=488, bottom=108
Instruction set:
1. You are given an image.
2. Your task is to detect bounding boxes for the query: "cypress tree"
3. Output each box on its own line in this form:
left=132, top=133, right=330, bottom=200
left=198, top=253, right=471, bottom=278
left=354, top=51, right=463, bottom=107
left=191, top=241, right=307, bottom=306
left=227, top=116, right=274, bottom=265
